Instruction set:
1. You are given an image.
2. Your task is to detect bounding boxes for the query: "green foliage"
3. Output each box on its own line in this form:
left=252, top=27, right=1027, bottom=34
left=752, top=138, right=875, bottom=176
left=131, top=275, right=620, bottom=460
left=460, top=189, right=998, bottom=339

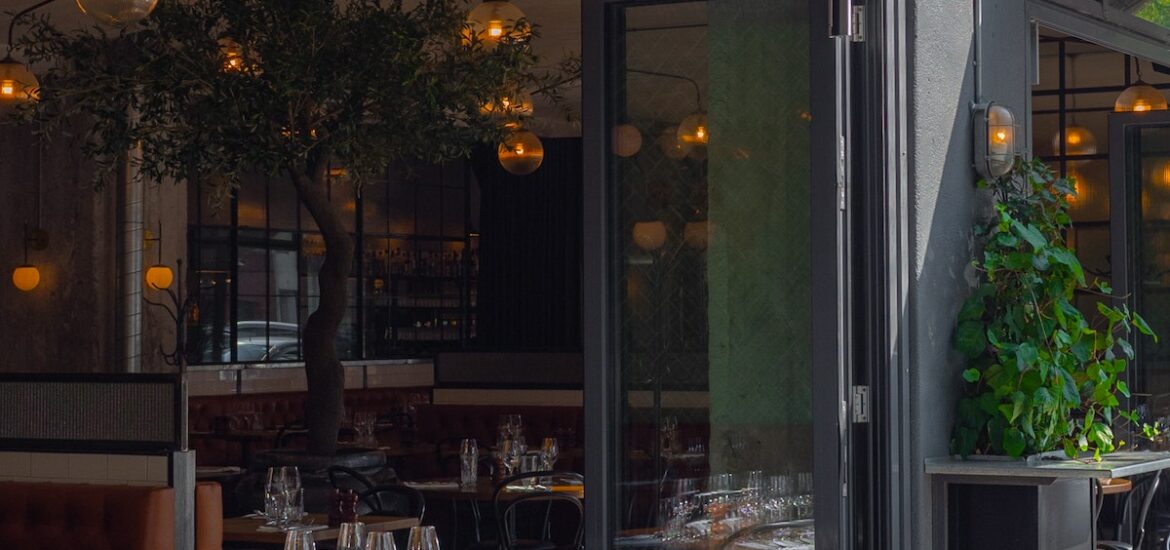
left=950, top=159, right=1160, bottom=460
left=1136, top=0, right=1170, bottom=28
left=14, top=0, right=570, bottom=193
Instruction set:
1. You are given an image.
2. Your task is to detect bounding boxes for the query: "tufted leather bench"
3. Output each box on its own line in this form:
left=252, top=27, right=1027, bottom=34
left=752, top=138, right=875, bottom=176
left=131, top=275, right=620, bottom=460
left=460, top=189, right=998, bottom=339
left=189, top=387, right=431, bottom=466
left=0, top=481, right=175, bottom=550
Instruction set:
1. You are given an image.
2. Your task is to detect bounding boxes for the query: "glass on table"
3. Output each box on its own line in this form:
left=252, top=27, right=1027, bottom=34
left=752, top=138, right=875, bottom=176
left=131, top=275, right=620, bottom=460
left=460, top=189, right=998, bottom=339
left=283, top=527, right=317, bottom=550
left=337, top=522, right=367, bottom=550
left=459, top=438, right=478, bottom=488
left=365, top=531, right=398, bottom=550
left=540, top=437, right=559, bottom=470
left=406, top=525, right=440, bottom=550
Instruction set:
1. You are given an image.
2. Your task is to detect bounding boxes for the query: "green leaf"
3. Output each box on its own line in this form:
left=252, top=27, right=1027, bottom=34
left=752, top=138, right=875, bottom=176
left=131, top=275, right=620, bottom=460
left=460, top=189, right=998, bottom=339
left=1048, top=249, right=1085, bottom=286
left=1004, top=427, right=1027, bottom=457
left=955, top=321, right=987, bottom=359
left=962, top=368, right=981, bottom=383
left=1134, top=313, right=1157, bottom=342
left=1012, top=220, right=1047, bottom=250
left=1118, top=380, right=1131, bottom=398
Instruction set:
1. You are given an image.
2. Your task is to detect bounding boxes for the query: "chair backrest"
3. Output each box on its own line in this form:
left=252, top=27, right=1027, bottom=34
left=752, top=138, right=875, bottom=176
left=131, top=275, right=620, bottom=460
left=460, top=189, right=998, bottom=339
left=493, top=471, right=585, bottom=548
left=501, top=493, right=584, bottom=550
left=327, top=465, right=377, bottom=493
left=359, top=484, right=426, bottom=520
left=1132, top=471, right=1162, bottom=547
left=719, top=519, right=815, bottom=550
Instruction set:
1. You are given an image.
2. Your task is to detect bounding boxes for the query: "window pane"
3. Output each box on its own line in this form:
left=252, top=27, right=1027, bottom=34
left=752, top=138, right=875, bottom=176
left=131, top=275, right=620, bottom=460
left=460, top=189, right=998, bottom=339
left=611, top=0, right=816, bottom=545
left=270, top=179, right=299, bottom=230
left=238, top=177, right=267, bottom=229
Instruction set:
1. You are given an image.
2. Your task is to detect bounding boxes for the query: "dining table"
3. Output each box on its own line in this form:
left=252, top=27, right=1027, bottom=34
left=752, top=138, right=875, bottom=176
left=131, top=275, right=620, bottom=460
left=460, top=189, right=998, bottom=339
left=222, top=512, right=419, bottom=547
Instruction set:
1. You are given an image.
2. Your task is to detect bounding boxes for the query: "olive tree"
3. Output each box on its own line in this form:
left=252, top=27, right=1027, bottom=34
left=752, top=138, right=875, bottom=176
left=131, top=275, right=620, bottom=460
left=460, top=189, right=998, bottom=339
left=18, top=0, right=553, bottom=455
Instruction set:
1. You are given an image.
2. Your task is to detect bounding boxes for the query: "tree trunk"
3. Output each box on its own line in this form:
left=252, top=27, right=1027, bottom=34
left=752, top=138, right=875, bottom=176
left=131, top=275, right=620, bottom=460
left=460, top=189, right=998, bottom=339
left=294, top=169, right=353, bottom=456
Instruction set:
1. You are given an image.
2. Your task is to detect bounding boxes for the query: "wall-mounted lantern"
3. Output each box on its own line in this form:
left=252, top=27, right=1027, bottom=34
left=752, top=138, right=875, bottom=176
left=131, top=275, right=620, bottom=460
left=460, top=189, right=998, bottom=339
left=972, top=102, right=1017, bottom=179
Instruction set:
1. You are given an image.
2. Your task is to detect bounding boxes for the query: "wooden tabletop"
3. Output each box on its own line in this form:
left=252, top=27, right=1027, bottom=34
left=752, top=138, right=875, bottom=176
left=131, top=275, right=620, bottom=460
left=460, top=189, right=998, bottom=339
left=222, top=513, right=419, bottom=544
left=1100, top=478, right=1133, bottom=495
left=405, top=477, right=584, bottom=501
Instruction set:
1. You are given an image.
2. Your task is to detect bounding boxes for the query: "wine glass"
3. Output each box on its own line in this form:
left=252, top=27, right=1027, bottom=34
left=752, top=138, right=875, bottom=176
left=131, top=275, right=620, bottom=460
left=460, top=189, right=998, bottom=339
left=265, top=467, right=289, bottom=525
left=365, top=531, right=398, bottom=550
left=540, top=437, right=559, bottom=471
left=284, top=527, right=317, bottom=550
left=338, top=522, right=367, bottom=550
left=406, top=526, right=440, bottom=550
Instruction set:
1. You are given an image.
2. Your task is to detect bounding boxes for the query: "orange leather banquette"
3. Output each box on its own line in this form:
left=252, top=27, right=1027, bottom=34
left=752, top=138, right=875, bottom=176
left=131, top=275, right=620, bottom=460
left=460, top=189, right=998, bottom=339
left=189, top=387, right=430, bottom=466
left=0, top=481, right=175, bottom=550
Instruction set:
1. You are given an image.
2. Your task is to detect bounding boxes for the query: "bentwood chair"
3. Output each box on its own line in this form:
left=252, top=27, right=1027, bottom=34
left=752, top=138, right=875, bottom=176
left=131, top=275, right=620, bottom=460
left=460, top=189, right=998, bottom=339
left=467, top=470, right=585, bottom=550
left=500, top=492, right=584, bottom=550
left=327, top=465, right=378, bottom=494
left=357, top=483, right=427, bottom=519
left=1099, top=470, right=1162, bottom=550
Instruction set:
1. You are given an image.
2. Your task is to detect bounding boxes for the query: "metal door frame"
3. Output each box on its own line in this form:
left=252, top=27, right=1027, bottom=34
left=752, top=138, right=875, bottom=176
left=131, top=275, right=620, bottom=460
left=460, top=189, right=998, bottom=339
left=580, top=0, right=911, bottom=548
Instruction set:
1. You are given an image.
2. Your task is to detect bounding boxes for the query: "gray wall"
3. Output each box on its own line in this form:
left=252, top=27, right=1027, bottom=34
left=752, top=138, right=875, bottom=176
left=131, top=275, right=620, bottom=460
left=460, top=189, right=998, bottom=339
left=907, top=0, right=1032, bottom=547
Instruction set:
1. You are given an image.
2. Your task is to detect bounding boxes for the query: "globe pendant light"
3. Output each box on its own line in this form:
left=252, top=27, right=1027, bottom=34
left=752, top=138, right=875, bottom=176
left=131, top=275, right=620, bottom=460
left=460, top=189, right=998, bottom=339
left=466, top=0, right=528, bottom=50
left=12, top=265, right=40, bottom=292
left=1052, top=123, right=1097, bottom=159
left=632, top=221, right=667, bottom=251
left=76, top=0, right=158, bottom=26
left=613, top=123, right=642, bottom=157
left=1115, top=59, right=1167, bottom=113
left=498, top=128, right=544, bottom=175
left=146, top=265, right=174, bottom=290
left=677, top=112, right=708, bottom=147
left=0, top=55, right=39, bottom=115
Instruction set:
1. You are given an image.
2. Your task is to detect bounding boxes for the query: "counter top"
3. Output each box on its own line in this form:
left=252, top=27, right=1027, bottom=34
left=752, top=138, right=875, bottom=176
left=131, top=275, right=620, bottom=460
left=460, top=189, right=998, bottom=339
left=925, top=451, right=1170, bottom=479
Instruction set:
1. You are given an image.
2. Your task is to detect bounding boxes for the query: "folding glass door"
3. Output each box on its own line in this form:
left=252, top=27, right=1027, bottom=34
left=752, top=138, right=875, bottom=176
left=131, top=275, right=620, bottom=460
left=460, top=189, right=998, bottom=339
left=583, top=0, right=860, bottom=547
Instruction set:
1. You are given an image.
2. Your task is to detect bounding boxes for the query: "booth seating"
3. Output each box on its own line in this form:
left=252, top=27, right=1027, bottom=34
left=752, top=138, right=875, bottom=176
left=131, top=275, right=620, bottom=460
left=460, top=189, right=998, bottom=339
left=0, top=481, right=176, bottom=550
left=189, top=387, right=431, bottom=466
left=195, top=481, right=224, bottom=550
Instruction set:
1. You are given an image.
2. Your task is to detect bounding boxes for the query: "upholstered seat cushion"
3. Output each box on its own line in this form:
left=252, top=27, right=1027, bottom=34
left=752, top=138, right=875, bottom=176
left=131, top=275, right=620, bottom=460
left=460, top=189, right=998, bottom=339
left=0, top=481, right=175, bottom=550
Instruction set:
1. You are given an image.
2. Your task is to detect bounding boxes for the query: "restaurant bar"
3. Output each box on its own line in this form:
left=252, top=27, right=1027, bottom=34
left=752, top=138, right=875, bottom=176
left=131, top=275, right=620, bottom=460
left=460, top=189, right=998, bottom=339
left=12, top=0, right=1170, bottom=549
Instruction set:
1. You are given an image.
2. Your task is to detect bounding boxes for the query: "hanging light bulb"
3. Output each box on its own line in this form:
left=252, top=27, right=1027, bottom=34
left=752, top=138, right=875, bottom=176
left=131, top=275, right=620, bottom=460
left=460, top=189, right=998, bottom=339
left=1115, top=60, right=1168, bottom=113
left=465, top=1, right=528, bottom=50
left=145, top=264, right=174, bottom=290
left=677, top=112, right=709, bottom=147
left=497, top=128, right=544, bottom=175
left=0, top=56, right=39, bottom=115
left=481, top=88, right=534, bottom=118
left=613, top=124, right=643, bottom=157
left=75, top=0, right=158, bottom=26
left=1051, top=123, right=1097, bottom=159
left=632, top=221, right=668, bottom=251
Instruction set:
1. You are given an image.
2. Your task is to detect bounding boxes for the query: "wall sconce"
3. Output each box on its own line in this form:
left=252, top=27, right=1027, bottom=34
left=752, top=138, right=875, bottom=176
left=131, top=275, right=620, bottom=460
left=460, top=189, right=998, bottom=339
left=972, top=102, right=1017, bottom=179
left=12, top=223, right=47, bottom=292
left=143, top=258, right=197, bottom=369
left=612, top=123, right=642, bottom=158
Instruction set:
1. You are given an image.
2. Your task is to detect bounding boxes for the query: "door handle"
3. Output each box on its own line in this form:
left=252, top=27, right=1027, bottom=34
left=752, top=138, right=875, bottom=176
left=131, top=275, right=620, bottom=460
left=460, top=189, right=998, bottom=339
left=829, top=0, right=852, bottom=38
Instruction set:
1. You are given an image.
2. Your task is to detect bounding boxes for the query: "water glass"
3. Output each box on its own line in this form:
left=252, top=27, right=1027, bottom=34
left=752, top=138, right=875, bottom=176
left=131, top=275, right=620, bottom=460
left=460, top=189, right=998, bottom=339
left=365, top=531, right=398, bottom=550
left=540, top=437, right=559, bottom=470
left=338, top=522, right=367, bottom=550
left=283, top=528, right=316, bottom=550
left=282, top=488, right=305, bottom=526
left=519, top=454, right=540, bottom=487
left=459, top=438, right=478, bottom=488
left=407, top=526, right=440, bottom=550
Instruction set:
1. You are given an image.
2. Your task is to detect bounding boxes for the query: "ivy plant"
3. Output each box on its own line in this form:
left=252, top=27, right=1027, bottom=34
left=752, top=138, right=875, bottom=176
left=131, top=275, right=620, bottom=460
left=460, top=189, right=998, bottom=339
left=950, top=158, right=1159, bottom=460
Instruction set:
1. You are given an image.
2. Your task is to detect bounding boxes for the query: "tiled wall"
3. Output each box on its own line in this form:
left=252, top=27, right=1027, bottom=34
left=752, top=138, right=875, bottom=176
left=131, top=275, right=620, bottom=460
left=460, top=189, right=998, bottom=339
left=0, top=451, right=169, bottom=486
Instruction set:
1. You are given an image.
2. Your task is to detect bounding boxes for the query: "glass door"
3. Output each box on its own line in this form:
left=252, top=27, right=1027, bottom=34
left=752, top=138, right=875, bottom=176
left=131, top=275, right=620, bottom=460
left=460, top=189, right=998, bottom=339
left=583, top=0, right=858, bottom=547
left=1110, top=111, right=1170, bottom=417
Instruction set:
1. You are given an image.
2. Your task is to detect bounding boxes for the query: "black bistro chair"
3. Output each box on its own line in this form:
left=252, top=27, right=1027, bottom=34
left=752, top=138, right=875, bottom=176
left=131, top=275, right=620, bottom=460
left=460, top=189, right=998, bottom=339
left=1099, top=470, right=1162, bottom=550
left=482, top=470, right=584, bottom=550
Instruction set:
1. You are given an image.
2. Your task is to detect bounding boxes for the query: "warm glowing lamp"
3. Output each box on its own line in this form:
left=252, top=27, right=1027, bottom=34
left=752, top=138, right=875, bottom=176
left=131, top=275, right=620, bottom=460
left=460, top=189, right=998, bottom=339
left=633, top=221, right=668, bottom=251
left=465, top=1, right=528, bottom=49
left=1116, top=83, right=1168, bottom=113
left=497, top=128, right=544, bottom=175
left=677, top=112, right=709, bottom=147
left=613, top=124, right=643, bottom=157
left=0, top=56, right=39, bottom=115
left=146, top=264, right=174, bottom=290
left=11, top=265, right=39, bottom=292
left=76, top=0, right=158, bottom=26
left=1051, top=124, right=1097, bottom=159
left=973, top=102, right=1016, bottom=179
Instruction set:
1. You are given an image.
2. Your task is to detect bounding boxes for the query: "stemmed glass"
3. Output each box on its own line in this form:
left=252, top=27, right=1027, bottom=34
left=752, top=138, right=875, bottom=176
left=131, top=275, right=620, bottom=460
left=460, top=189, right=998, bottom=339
left=406, top=526, right=440, bottom=550
left=265, top=466, right=303, bottom=527
left=283, top=527, right=316, bottom=550
left=354, top=411, right=378, bottom=447
left=338, top=522, right=367, bottom=550
left=365, top=531, right=398, bottom=550
left=540, top=437, right=559, bottom=471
